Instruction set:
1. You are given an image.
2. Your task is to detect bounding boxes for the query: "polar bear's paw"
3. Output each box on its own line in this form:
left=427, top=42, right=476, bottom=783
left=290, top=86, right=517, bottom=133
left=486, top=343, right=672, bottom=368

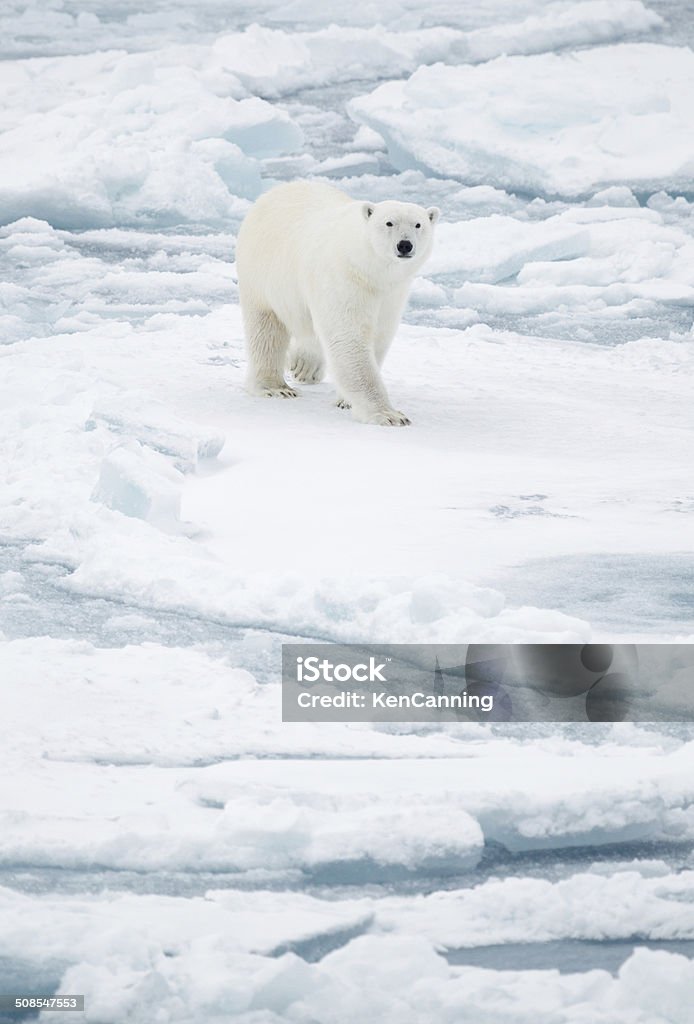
left=249, top=380, right=298, bottom=398
left=375, top=409, right=411, bottom=427
left=291, top=354, right=324, bottom=384
left=267, top=384, right=299, bottom=398
left=363, top=407, right=411, bottom=427
left=335, top=396, right=351, bottom=410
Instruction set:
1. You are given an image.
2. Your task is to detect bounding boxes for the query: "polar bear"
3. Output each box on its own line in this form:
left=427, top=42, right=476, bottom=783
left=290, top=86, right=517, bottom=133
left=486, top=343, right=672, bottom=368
left=235, top=181, right=439, bottom=426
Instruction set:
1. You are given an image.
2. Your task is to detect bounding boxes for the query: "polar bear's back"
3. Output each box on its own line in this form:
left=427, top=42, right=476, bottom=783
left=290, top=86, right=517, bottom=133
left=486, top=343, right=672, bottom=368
left=237, top=181, right=352, bottom=264
left=236, top=181, right=356, bottom=325
left=251, top=180, right=351, bottom=218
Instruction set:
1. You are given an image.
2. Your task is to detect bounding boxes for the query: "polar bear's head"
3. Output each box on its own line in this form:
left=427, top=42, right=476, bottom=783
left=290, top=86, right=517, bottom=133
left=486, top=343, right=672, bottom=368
left=361, top=199, right=440, bottom=270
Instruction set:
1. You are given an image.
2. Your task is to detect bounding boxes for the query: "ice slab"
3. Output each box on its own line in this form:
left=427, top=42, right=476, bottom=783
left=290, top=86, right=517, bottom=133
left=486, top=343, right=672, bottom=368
left=7, top=638, right=694, bottom=879
left=86, top=399, right=225, bottom=472
left=193, top=747, right=694, bottom=859
left=0, top=0, right=661, bottom=61
left=427, top=213, right=590, bottom=282
left=349, top=44, right=694, bottom=198
left=446, top=0, right=662, bottom=63
left=0, top=635, right=494, bottom=765
left=1, top=886, right=693, bottom=1024
left=423, top=205, right=694, bottom=329
left=209, top=4, right=660, bottom=98
left=0, top=49, right=300, bottom=228
left=92, top=442, right=183, bottom=528
left=0, top=218, right=237, bottom=343
left=378, top=868, right=694, bottom=949
left=3, top=302, right=691, bottom=640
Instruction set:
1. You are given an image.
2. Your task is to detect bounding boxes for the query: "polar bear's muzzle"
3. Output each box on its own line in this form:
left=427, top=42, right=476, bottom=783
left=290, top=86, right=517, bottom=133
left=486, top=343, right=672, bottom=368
left=397, top=239, right=414, bottom=258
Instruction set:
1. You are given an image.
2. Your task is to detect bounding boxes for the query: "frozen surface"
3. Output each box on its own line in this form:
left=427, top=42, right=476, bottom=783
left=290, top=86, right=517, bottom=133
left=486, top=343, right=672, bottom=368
left=1, top=0, right=694, bottom=1021
left=350, top=43, right=694, bottom=198
left=87, top=398, right=225, bottom=471
left=0, top=49, right=299, bottom=228
left=1, top=887, right=694, bottom=1022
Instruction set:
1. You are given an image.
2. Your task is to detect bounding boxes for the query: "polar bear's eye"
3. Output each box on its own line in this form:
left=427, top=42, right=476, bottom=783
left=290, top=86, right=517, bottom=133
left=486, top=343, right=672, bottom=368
left=415, top=223, right=421, bottom=229
left=385, top=221, right=393, bottom=227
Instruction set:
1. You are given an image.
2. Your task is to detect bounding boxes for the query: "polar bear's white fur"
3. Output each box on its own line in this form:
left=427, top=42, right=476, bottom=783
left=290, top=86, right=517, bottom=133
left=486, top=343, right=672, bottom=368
left=236, top=181, right=439, bottom=426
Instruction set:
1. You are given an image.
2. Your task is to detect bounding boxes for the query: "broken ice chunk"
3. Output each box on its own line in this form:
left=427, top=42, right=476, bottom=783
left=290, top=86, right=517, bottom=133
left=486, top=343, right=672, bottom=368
left=91, top=442, right=183, bottom=528
left=348, top=44, right=694, bottom=198
left=86, top=399, right=225, bottom=472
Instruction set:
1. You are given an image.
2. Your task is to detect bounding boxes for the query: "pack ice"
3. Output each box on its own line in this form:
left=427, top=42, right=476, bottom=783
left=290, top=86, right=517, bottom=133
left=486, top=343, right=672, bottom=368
left=1, top=1, right=694, bottom=1022
left=350, top=43, right=694, bottom=197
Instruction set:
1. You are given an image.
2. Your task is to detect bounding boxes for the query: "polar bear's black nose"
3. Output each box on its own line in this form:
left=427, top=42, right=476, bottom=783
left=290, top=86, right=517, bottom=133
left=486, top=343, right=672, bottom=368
left=397, top=240, right=413, bottom=256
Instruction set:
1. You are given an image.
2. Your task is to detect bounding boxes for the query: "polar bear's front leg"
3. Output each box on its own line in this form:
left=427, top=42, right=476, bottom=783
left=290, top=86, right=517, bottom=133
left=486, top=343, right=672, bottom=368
left=321, top=330, right=410, bottom=426
left=374, top=286, right=410, bottom=368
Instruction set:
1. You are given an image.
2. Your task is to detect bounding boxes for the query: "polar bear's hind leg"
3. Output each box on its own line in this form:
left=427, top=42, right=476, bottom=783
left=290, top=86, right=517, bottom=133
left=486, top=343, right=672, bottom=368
left=244, top=307, right=298, bottom=398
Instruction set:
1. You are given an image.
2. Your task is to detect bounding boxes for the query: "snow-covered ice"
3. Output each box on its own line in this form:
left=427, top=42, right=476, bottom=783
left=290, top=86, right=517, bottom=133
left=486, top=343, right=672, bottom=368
left=1, top=0, right=694, bottom=1020
left=1, top=888, right=694, bottom=1022
left=350, top=42, right=694, bottom=198
left=0, top=48, right=300, bottom=228
left=91, top=442, right=185, bottom=528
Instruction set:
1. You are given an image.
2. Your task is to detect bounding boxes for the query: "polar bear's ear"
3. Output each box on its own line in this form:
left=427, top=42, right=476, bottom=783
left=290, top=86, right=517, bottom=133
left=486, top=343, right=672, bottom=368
left=362, top=203, right=374, bottom=220
left=427, top=207, right=441, bottom=224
